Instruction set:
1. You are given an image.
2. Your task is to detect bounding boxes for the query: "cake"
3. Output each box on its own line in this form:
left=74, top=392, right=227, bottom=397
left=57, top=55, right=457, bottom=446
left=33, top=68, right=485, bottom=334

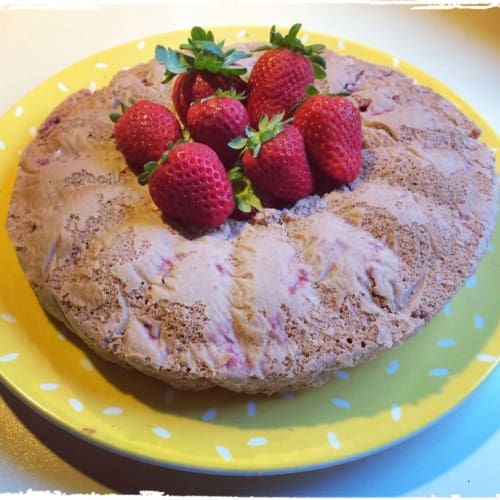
left=6, top=31, right=498, bottom=394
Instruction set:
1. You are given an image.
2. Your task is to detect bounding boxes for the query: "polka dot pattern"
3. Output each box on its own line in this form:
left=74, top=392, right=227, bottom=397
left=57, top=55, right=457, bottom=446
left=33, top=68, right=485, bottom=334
left=246, top=400, right=256, bottom=417
left=0, top=353, right=18, bottom=362
left=69, top=398, right=84, bottom=413
left=248, top=437, right=267, bottom=447
left=80, top=358, right=94, bottom=371
left=1, top=312, right=16, bottom=323
left=331, top=398, right=351, bottom=409
left=437, top=338, right=456, bottom=347
left=216, top=446, right=232, bottom=461
left=466, top=275, right=478, bottom=288
left=474, top=315, right=485, bottom=330
left=386, top=360, right=399, bottom=374
left=40, top=383, right=59, bottom=391
left=152, top=427, right=170, bottom=439
left=0, top=27, right=497, bottom=474
left=334, top=369, right=350, bottom=380
left=202, top=407, right=217, bottom=422
left=476, top=354, right=496, bottom=363
left=391, top=404, right=402, bottom=422
left=429, top=368, right=449, bottom=377
left=103, top=407, right=123, bottom=415
left=327, top=431, right=341, bottom=449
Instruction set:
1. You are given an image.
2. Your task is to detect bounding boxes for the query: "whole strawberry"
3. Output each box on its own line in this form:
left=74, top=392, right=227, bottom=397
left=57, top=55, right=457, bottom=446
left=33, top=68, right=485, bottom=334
left=293, top=94, right=362, bottom=184
left=246, top=24, right=326, bottom=128
left=186, top=91, right=250, bottom=169
left=230, top=113, right=313, bottom=204
left=111, top=99, right=182, bottom=175
left=140, top=142, right=234, bottom=227
left=156, top=27, right=250, bottom=124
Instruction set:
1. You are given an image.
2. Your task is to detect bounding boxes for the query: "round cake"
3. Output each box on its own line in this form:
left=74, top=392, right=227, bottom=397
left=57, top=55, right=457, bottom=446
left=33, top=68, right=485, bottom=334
left=6, top=38, right=498, bottom=394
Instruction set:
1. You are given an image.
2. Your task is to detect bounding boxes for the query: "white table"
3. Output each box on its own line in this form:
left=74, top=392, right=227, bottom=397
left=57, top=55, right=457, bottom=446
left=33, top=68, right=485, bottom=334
left=0, top=3, right=499, bottom=494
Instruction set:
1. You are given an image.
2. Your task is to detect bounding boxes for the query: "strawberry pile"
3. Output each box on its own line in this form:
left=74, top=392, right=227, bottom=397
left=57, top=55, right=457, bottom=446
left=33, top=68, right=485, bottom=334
left=111, top=24, right=362, bottom=227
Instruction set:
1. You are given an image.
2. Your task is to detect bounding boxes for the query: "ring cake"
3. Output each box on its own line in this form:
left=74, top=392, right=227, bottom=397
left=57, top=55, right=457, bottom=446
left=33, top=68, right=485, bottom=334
left=6, top=31, right=498, bottom=394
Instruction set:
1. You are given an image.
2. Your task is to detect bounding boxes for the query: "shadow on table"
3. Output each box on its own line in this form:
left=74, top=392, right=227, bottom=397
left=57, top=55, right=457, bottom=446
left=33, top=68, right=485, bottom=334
left=1, top=365, right=498, bottom=495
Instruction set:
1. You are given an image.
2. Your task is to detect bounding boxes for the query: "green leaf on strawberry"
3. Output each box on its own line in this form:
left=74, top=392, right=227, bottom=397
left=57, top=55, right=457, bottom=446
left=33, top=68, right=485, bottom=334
left=229, top=112, right=291, bottom=158
left=253, top=23, right=327, bottom=80
left=228, top=164, right=263, bottom=214
left=156, top=26, right=252, bottom=83
left=137, top=152, right=168, bottom=186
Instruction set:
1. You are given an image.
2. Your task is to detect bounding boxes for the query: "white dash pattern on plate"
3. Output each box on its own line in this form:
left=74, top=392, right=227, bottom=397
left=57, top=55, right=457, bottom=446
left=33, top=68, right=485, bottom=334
left=331, top=397, right=351, bottom=409
left=248, top=437, right=267, bottom=447
left=40, top=383, right=59, bottom=391
left=334, top=369, right=350, bottom=380
left=436, top=338, right=456, bottom=347
left=327, top=431, right=341, bottom=449
left=202, top=407, right=217, bottom=421
left=152, top=427, right=171, bottom=439
left=391, top=403, right=402, bottom=421
left=1, top=312, right=17, bottom=323
left=216, top=445, right=232, bottom=461
left=475, top=353, right=496, bottom=363
left=80, top=358, right=94, bottom=371
left=69, top=398, right=84, bottom=413
left=247, top=400, right=257, bottom=417
left=386, top=360, right=399, bottom=375
left=103, top=407, right=123, bottom=415
left=474, top=314, right=485, bottom=330
left=0, top=353, right=19, bottom=362
left=429, top=368, right=449, bottom=377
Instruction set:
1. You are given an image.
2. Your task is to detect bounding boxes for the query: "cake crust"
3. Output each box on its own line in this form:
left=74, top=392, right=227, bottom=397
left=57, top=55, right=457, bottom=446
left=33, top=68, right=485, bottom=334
left=6, top=44, right=498, bottom=394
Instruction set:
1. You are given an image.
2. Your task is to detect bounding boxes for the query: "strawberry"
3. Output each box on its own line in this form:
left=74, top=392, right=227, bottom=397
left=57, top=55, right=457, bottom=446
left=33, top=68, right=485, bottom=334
left=230, top=113, right=313, bottom=204
left=111, top=99, right=182, bottom=175
left=156, top=27, right=250, bottom=124
left=246, top=24, right=326, bottom=127
left=186, top=91, right=250, bottom=169
left=293, top=94, right=362, bottom=184
left=139, top=142, right=235, bottom=227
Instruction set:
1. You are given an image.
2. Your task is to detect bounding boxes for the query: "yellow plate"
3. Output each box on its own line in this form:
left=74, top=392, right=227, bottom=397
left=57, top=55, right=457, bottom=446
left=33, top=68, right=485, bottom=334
left=0, top=26, right=499, bottom=475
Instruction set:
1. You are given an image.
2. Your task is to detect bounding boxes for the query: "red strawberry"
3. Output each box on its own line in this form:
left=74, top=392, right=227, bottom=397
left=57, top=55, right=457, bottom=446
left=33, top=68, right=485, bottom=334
left=156, top=27, right=250, bottom=124
left=111, top=100, right=181, bottom=175
left=140, top=142, right=235, bottom=227
left=186, top=91, right=250, bottom=169
left=293, top=95, right=362, bottom=184
left=230, top=114, right=313, bottom=204
left=246, top=24, right=326, bottom=127
left=172, top=71, right=247, bottom=125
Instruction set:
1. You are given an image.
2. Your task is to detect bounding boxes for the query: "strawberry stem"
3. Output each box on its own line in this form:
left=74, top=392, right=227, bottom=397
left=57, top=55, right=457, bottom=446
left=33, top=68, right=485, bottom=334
left=229, top=112, right=291, bottom=158
left=253, top=23, right=327, bottom=80
left=156, top=26, right=252, bottom=83
left=228, top=164, right=263, bottom=213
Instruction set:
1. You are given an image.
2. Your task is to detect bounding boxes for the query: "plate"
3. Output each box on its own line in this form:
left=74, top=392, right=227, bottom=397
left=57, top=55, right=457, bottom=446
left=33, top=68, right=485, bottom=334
left=0, top=26, right=499, bottom=475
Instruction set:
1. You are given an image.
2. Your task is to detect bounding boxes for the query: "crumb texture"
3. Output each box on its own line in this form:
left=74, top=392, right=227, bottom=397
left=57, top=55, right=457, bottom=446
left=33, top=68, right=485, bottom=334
left=6, top=48, right=498, bottom=394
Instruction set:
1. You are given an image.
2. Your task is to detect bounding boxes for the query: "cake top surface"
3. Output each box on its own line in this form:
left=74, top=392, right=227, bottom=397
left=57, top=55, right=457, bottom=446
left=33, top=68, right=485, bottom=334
left=5, top=32, right=499, bottom=395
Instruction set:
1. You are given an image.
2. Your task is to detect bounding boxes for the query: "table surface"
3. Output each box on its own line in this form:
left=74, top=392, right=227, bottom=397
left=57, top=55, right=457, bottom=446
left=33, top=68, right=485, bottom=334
left=0, top=3, right=499, bottom=495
